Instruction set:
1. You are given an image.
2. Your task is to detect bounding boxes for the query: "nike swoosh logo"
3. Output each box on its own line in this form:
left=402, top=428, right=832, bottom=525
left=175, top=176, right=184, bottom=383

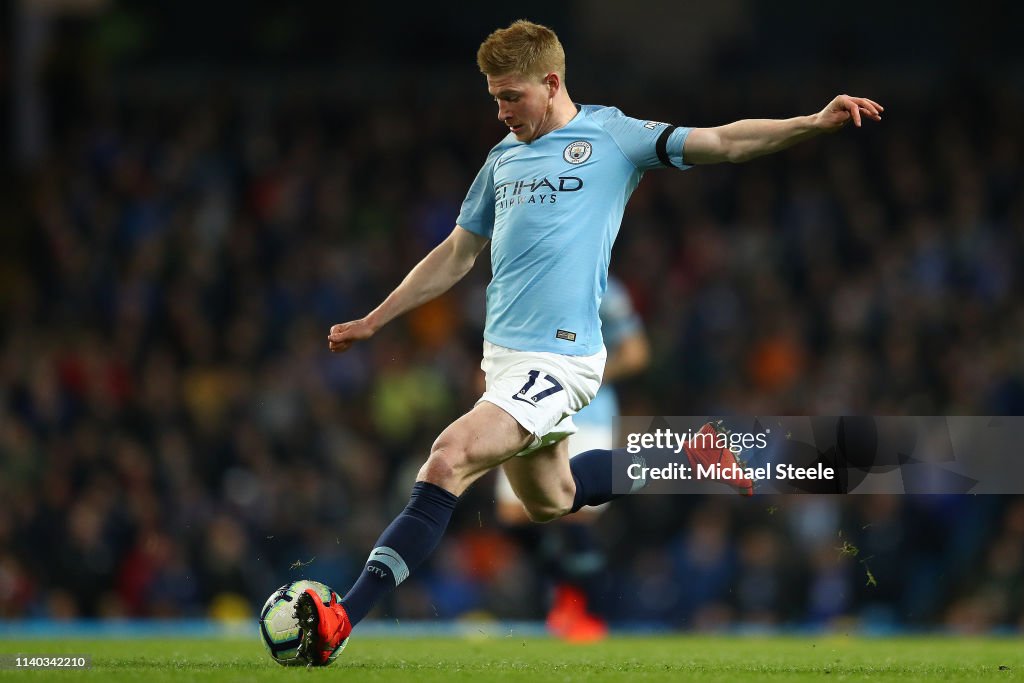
left=511, top=395, right=536, bottom=407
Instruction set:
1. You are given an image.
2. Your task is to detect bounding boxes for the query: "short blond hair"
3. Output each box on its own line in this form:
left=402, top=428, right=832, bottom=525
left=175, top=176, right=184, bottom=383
left=476, top=20, right=565, bottom=80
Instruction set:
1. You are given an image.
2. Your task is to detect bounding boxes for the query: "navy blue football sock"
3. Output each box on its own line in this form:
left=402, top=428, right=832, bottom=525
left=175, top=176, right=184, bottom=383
left=569, top=447, right=653, bottom=513
left=569, top=449, right=617, bottom=513
left=341, top=481, right=458, bottom=625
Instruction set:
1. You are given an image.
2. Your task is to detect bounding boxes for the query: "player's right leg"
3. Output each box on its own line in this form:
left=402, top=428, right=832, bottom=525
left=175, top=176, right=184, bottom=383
left=501, top=437, right=575, bottom=522
left=295, top=402, right=532, bottom=665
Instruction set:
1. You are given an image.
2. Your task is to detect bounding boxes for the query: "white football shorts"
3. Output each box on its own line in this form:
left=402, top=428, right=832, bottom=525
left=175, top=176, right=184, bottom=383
left=478, top=340, right=606, bottom=458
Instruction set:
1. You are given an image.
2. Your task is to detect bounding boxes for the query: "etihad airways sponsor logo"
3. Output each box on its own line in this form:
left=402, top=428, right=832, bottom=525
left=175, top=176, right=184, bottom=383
left=494, top=176, right=583, bottom=209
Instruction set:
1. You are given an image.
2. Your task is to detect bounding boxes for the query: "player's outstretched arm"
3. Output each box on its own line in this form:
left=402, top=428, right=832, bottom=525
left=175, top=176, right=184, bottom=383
left=327, top=226, right=489, bottom=353
left=682, top=94, right=883, bottom=165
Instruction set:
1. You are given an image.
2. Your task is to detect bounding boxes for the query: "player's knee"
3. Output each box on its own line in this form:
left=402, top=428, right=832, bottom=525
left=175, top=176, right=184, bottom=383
left=419, top=436, right=471, bottom=488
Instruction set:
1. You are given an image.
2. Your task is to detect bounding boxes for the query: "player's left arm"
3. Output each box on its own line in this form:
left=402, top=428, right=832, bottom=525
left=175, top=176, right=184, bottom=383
left=682, top=94, right=883, bottom=165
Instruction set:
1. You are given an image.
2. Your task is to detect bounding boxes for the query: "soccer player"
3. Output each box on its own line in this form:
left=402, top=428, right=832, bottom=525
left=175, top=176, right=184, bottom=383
left=297, top=20, right=883, bottom=663
left=494, top=275, right=649, bottom=641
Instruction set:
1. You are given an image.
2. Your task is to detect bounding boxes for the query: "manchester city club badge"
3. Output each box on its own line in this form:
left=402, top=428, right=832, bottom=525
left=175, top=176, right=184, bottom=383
left=563, top=140, right=592, bottom=164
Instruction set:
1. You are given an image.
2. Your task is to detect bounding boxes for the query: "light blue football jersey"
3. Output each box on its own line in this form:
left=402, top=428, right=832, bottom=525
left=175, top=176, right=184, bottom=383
left=575, top=276, right=643, bottom=427
left=457, top=104, right=690, bottom=355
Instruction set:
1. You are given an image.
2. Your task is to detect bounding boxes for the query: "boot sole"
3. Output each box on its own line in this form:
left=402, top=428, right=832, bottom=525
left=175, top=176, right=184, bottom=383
left=293, top=592, right=320, bottom=666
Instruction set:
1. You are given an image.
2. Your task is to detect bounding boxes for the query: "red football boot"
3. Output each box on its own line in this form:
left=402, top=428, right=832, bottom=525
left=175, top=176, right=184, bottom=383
left=683, top=421, right=755, bottom=496
left=294, top=588, right=352, bottom=665
left=546, top=584, right=585, bottom=637
left=546, top=584, right=608, bottom=643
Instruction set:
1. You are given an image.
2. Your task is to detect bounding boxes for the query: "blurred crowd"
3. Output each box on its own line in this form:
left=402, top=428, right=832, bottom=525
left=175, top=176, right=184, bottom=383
left=1, top=38, right=1023, bottom=632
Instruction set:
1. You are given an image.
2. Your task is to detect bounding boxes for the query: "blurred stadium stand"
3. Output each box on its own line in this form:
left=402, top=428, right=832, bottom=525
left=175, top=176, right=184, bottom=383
left=1, top=1, right=1022, bottom=633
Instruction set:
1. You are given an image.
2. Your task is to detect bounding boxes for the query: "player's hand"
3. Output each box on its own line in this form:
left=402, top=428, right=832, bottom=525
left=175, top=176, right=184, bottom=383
left=814, top=94, right=883, bottom=132
left=327, top=318, right=375, bottom=353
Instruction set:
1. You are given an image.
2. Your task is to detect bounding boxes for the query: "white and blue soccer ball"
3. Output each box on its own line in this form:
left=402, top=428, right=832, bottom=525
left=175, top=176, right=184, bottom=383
left=258, top=579, right=347, bottom=666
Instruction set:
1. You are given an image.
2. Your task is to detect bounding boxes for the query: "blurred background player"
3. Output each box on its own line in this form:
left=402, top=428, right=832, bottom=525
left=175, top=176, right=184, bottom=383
left=495, top=275, right=650, bottom=641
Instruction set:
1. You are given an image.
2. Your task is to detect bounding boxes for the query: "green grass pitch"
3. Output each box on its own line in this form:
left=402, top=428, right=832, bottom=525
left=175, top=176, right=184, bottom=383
left=0, top=635, right=1021, bottom=681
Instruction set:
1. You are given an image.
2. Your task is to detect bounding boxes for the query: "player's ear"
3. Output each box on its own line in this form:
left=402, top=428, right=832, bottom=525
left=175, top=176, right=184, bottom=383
left=545, top=73, right=559, bottom=98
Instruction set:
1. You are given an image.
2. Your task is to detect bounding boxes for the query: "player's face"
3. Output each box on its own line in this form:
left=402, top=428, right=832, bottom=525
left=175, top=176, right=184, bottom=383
left=486, top=72, right=555, bottom=143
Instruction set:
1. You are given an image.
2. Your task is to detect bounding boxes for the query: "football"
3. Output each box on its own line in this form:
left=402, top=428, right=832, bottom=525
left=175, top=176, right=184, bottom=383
left=258, top=580, right=348, bottom=666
